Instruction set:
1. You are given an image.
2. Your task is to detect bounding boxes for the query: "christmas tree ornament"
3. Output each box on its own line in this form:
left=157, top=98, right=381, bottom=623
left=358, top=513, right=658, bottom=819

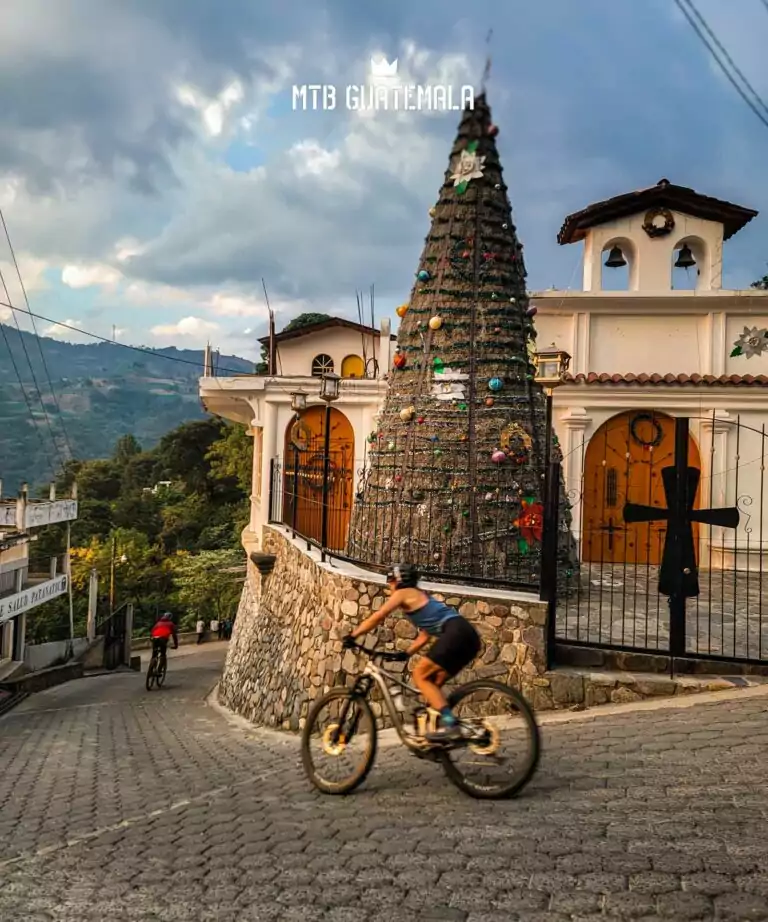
left=731, top=326, right=768, bottom=359
left=509, top=297, right=516, bottom=304
left=367, top=432, right=376, bottom=444
left=387, top=440, right=395, bottom=450
left=491, top=292, right=498, bottom=299
left=417, top=416, right=425, bottom=424
left=428, top=206, right=436, bottom=217
left=494, top=183, right=501, bottom=190
left=396, top=304, right=408, bottom=318
left=487, top=123, right=499, bottom=137
left=433, top=552, right=441, bottom=561
left=393, top=352, right=406, bottom=369
left=417, top=269, right=431, bottom=282
left=502, top=223, right=508, bottom=230
left=485, top=397, right=495, bottom=407
left=428, top=315, right=443, bottom=331
left=458, top=402, right=468, bottom=411
left=491, top=449, right=507, bottom=464
left=400, top=406, right=416, bottom=422
left=488, top=377, right=503, bottom=392
left=434, top=448, right=443, bottom=457
left=432, top=357, right=445, bottom=371
left=395, top=474, right=402, bottom=483
left=526, top=306, right=537, bottom=318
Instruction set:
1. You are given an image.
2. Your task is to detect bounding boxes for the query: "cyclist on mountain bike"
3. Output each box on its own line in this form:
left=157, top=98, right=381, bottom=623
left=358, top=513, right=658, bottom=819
left=343, top=564, right=481, bottom=742
left=150, top=612, right=178, bottom=668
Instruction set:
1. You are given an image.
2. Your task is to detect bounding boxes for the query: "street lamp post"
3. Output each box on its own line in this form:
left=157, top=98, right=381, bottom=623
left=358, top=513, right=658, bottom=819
left=533, top=343, right=571, bottom=471
left=318, top=373, right=341, bottom=561
left=108, top=534, right=128, bottom=614
left=533, top=343, right=572, bottom=652
left=289, top=390, right=308, bottom=538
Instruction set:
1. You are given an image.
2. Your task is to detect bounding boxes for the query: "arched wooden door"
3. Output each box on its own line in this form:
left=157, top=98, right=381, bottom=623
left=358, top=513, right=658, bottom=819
left=582, top=411, right=701, bottom=565
left=283, top=406, right=355, bottom=550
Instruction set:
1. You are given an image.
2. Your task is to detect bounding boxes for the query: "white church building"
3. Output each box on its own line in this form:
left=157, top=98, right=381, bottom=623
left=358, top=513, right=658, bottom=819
left=533, top=179, right=768, bottom=572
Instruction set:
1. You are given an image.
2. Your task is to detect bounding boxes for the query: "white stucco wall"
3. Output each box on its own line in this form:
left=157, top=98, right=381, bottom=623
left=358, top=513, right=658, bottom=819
left=271, top=328, right=383, bottom=377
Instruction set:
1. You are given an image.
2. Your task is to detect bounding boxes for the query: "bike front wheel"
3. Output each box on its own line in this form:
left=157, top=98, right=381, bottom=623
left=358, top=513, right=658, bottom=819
left=145, top=658, right=157, bottom=691
left=156, top=660, right=167, bottom=688
left=441, top=679, right=540, bottom=800
left=301, top=688, right=377, bottom=795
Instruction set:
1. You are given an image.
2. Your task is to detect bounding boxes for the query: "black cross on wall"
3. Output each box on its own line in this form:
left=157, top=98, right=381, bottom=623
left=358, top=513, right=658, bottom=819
left=623, top=419, right=739, bottom=598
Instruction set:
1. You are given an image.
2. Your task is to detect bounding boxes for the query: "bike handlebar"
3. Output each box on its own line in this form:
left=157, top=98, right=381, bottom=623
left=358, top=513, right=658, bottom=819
left=347, top=639, right=408, bottom=663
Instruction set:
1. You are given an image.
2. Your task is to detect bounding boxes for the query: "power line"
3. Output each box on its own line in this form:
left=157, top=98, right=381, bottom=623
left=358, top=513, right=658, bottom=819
left=0, top=319, right=58, bottom=481
left=0, top=298, right=253, bottom=376
left=683, top=0, right=768, bottom=121
left=0, top=208, right=75, bottom=461
left=761, top=0, right=768, bottom=16
left=673, top=0, right=768, bottom=131
left=0, top=266, right=69, bottom=472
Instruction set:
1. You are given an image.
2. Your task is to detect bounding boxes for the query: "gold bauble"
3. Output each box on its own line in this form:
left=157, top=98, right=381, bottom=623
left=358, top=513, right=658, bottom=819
left=396, top=304, right=408, bottom=318
left=428, top=315, right=443, bottom=331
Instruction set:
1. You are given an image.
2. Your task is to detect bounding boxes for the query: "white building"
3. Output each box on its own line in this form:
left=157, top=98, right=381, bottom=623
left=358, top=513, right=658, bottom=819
left=0, top=486, right=78, bottom=676
left=200, top=317, right=394, bottom=553
left=533, top=179, right=768, bottom=569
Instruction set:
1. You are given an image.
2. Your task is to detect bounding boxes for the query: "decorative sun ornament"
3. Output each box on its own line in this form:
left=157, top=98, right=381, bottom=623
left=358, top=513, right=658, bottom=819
left=449, top=141, right=486, bottom=194
left=731, top=326, right=768, bottom=359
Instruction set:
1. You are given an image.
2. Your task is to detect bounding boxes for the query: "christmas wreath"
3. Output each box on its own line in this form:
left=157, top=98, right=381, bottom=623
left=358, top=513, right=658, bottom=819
left=630, top=413, right=663, bottom=448
left=642, top=207, right=675, bottom=239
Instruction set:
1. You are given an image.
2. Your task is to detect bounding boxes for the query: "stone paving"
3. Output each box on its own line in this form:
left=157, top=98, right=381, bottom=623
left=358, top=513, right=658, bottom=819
left=557, top=563, right=768, bottom=659
left=3, top=648, right=768, bottom=920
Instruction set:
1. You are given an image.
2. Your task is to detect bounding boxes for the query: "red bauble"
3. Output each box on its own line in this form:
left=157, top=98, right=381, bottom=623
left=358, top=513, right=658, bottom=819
left=487, top=123, right=499, bottom=137
left=393, top=353, right=406, bottom=370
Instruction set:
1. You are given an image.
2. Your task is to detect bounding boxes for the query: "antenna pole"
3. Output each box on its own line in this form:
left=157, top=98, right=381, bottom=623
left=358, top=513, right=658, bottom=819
left=262, top=278, right=276, bottom=375
left=481, top=28, right=493, bottom=90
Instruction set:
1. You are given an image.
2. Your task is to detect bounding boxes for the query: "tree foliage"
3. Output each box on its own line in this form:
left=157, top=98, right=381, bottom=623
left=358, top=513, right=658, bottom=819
left=752, top=274, right=768, bottom=291
left=29, top=419, right=253, bottom=641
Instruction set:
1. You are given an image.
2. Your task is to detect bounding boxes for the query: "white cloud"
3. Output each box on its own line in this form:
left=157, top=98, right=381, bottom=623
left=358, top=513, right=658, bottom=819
left=176, top=79, right=245, bottom=137
left=289, top=141, right=343, bottom=178
left=151, top=316, right=219, bottom=337
left=62, top=263, right=122, bottom=289
left=209, top=293, right=268, bottom=317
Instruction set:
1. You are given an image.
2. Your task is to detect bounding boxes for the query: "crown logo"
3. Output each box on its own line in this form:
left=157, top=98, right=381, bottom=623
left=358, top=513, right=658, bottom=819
left=370, top=56, right=398, bottom=77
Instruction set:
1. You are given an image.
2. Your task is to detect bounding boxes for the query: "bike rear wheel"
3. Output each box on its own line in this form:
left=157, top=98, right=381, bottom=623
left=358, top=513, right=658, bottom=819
left=301, top=688, right=377, bottom=795
left=156, top=660, right=167, bottom=688
left=145, top=658, right=157, bottom=691
left=440, top=679, right=540, bottom=799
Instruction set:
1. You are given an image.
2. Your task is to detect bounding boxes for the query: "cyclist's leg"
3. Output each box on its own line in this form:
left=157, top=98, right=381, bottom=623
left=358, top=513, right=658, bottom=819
left=420, top=618, right=481, bottom=740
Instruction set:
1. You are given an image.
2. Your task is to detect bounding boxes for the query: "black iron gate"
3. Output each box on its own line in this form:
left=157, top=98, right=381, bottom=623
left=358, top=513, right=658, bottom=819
left=96, top=604, right=127, bottom=670
left=542, top=413, right=768, bottom=674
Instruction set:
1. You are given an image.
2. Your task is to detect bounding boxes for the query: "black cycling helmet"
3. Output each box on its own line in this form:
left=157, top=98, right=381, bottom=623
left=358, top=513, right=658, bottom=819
left=161, top=612, right=173, bottom=621
left=386, top=564, right=419, bottom=588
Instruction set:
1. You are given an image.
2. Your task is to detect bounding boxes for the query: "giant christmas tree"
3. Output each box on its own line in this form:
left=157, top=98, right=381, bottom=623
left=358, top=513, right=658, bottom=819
left=347, top=93, right=558, bottom=588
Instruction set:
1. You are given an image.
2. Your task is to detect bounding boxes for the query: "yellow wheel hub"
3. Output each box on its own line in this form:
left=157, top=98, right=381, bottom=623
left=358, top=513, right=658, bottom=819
left=469, top=721, right=500, bottom=755
left=322, top=723, right=347, bottom=756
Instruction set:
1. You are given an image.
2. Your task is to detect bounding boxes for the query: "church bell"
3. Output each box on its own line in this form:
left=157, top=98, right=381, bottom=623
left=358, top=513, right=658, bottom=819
left=674, top=244, right=696, bottom=269
left=604, top=245, right=627, bottom=269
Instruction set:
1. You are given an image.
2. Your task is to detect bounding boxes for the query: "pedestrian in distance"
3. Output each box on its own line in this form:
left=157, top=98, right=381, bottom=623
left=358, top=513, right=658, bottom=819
left=196, top=618, right=205, bottom=645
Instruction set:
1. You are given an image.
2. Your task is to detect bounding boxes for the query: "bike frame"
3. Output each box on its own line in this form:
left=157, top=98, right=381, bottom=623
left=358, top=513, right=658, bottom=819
left=346, top=657, right=436, bottom=752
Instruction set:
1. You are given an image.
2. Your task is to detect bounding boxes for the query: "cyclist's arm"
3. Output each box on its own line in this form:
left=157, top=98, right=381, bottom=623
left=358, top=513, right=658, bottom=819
left=350, top=591, right=403, bottom=638
left=405, top=630, right=430, bottom=657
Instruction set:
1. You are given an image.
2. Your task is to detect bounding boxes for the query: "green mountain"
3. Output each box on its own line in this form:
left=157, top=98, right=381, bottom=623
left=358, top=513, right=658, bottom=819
left=0, top=324, right=253, bottom=490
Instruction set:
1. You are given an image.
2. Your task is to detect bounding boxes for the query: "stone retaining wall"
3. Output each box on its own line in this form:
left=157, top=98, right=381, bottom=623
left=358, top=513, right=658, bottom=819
left=217, top=526, right=550, bottom=730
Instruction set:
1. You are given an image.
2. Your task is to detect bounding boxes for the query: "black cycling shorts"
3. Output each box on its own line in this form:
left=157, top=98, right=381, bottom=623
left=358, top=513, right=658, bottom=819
left=426, top=616, right=481, bottom=678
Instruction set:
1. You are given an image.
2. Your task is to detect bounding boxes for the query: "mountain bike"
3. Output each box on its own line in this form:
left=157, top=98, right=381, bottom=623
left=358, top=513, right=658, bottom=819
left=145, top=642, right=168, bottom=691
left=300, top=640, right=540, bottom=799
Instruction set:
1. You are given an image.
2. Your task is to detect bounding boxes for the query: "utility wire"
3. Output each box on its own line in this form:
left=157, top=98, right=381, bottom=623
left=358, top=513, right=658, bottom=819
left=0, top=266, right=69, bottom=471
left=0, top=208, right=75, bottom=461
left=0, top=319, right=58, bottom=481
left=0, top=298, right=253, bottom=376
left=761, top=0, right=768, bottom=16
left=673, top=0, right=768, bottom=131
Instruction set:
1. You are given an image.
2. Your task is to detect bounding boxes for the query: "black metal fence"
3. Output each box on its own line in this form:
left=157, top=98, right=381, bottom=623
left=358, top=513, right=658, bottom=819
left=268, top=428, right=548, bottom=590
left=543, top=413, right=768, bottom=672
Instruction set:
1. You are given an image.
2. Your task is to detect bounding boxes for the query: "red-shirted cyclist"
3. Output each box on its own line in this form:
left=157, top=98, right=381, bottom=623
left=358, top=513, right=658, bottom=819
left=150, top=613, right=178, bottom=669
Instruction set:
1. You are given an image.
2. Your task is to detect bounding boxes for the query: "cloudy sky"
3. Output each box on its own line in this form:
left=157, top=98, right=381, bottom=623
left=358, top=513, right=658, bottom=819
left=0, top=0, right=766, bottom=360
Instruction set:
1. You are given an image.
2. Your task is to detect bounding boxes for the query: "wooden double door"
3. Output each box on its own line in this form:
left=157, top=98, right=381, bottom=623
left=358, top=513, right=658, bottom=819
left=282, top=406, right=354, bottom=550
left=582, top=411, right=701, bottom=565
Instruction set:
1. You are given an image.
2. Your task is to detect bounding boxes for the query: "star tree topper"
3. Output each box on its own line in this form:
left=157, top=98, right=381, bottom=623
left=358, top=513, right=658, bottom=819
left=450, top=140, right=485, bottom=194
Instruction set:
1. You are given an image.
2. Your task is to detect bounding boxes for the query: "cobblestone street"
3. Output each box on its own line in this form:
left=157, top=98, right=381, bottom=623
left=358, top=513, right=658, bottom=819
left=3, top=647, right=768, bottom=921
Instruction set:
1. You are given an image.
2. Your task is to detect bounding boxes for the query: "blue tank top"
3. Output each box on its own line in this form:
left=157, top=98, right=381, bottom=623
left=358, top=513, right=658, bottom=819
left=405, top=597, right=459, bottom=636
